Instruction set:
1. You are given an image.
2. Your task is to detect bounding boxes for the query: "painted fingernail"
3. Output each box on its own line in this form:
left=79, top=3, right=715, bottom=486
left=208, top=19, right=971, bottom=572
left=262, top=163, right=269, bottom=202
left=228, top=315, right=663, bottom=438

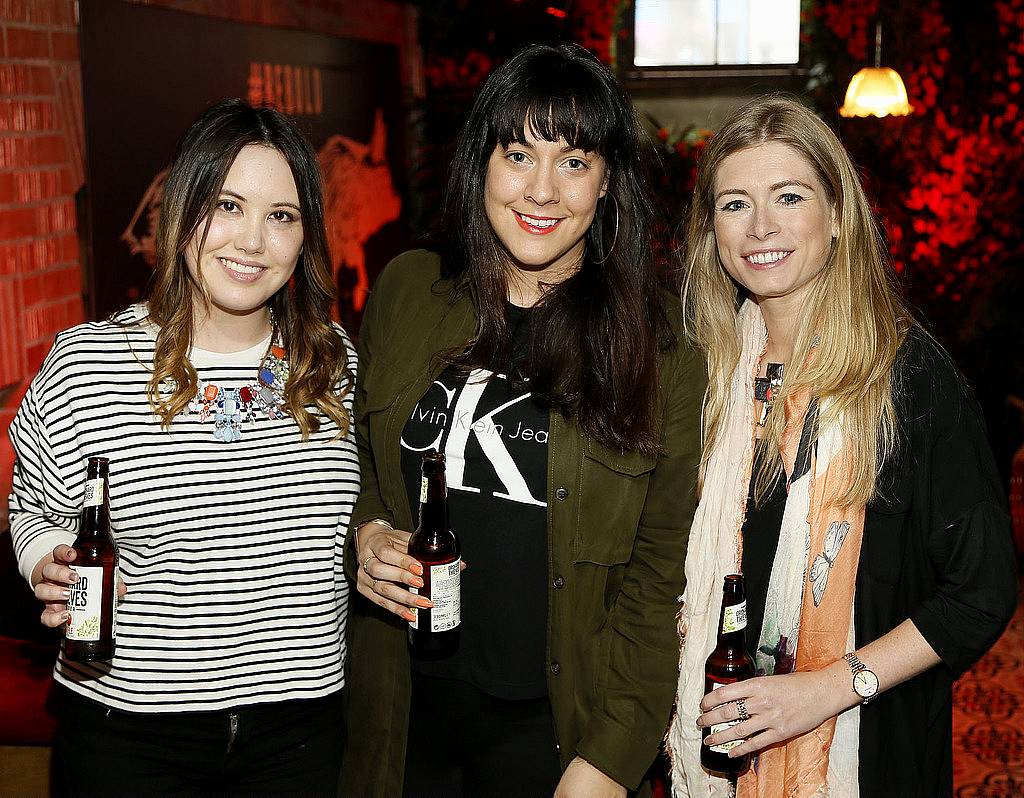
left=417, top=599, right=433, bottom=609
left=411, top=563, right=423, bottom=576
left=411, top=577, right=424, bottom=588
left=404, top=611, right=416, bottom=622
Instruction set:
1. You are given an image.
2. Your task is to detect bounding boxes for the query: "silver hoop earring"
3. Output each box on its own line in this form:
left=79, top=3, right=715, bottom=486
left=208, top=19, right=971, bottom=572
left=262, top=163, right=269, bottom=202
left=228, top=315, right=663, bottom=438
left=592, top=194, right=619, bottom=265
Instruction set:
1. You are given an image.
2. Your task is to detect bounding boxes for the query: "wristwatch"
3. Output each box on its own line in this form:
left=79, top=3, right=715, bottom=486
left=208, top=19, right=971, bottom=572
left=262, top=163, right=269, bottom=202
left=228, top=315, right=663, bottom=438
left=843, top=652, right=879, bottom=704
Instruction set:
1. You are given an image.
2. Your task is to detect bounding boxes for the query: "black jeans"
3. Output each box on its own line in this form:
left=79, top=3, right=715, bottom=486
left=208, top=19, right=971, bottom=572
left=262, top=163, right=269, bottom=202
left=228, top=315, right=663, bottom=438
left=52, top=684, right=344, bottom=796
left=403, top=672, right=563, bottom=797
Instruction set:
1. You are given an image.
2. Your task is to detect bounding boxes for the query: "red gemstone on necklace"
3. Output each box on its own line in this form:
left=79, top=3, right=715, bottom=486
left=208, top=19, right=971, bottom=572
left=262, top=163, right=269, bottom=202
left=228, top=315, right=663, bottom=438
left=204, top=384, right=219, bottom=402
left=240, top=386, right=253, bottom=403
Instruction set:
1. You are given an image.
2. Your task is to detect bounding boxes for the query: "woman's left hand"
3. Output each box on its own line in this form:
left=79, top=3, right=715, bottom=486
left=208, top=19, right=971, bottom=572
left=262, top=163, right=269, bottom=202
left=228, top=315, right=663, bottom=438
left=553, top=757, right=625, bottom=798
left=697, top=670, right=847, bottom=758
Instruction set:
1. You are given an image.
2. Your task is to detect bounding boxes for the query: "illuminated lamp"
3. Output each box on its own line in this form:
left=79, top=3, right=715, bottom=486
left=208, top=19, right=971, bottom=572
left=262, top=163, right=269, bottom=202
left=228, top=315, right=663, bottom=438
left=840, top=22, right=913, bottom=118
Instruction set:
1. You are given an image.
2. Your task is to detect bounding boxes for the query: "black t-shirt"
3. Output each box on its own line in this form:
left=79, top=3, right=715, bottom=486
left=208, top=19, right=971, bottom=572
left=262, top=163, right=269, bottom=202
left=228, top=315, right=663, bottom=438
left=399, top=304, right=550, bottom=699
left=740, top=442, right=788, bottom=674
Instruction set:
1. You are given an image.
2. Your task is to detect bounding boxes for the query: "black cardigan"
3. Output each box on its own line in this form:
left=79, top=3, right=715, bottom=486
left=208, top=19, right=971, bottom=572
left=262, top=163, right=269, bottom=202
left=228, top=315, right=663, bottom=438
left=746, top=328, right=1018, bottom=796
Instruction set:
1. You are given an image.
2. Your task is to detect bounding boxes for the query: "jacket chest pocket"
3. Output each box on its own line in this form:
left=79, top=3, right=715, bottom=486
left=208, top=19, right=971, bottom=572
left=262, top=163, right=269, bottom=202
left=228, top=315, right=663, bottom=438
left=573, top=440, right=656, bottom=565
left=359, top=364, right=409, bottom=469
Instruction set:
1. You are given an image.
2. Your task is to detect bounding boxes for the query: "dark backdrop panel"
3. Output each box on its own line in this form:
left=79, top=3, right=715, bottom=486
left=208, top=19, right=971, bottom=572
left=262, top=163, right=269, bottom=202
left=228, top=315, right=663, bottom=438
left=80, top=0, right=406, bottom=328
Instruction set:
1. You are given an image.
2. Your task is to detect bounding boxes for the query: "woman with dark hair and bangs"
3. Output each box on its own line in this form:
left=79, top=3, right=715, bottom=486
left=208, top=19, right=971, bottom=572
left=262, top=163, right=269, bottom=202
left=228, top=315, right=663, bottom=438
left=342, top=43, right=704, bottom=797
left=9, top=99, right=357, bottom=795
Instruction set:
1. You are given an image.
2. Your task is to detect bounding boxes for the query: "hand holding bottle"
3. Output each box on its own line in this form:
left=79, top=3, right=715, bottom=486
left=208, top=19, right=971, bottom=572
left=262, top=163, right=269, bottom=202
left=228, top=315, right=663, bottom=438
left=355, top=522, right=430, bottom=623
left=33, top=544, right=127, bottom=628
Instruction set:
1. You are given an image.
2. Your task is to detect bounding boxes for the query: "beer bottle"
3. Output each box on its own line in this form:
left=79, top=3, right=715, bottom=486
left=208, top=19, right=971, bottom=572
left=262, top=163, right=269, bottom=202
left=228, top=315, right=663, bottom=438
left=701, top=573, right=755, bottom=778
left=64, top=457, right=118, bottom=662
left=407, top=451, right=461, bottom=657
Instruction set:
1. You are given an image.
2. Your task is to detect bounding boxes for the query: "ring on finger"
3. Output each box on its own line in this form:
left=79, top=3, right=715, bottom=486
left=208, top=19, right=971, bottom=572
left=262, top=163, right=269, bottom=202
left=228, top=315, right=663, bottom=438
left=362, top=553, right=375, bottom=573
left=736, top=698, right=750, bottom=722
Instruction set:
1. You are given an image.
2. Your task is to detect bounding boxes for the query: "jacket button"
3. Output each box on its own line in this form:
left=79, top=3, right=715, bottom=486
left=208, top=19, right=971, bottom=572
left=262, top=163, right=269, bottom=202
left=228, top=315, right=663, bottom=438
left=555, top=487, right=569, bottom=501
left=553, top=575, right=565, bottom=589
left=550, top=661, right=561, bottom=676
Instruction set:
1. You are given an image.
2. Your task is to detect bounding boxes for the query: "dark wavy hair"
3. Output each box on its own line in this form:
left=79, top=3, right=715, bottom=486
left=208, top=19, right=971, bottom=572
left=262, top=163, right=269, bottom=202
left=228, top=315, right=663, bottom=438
left=438, top=42, right=670, bottom=455
left=146, top=99, right=352, bottom=439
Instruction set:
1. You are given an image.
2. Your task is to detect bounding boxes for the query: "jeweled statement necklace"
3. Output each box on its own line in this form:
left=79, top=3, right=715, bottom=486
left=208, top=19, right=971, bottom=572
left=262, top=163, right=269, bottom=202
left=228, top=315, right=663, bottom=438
left=163, top=340, right=290, bottom=443
left=753, top=362, right=784, bottom=426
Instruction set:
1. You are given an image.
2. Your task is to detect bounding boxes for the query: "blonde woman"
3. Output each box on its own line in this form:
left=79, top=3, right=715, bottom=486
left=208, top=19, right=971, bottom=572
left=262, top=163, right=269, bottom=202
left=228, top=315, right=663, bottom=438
left=9, top=100, right=356, bottom=795
left=668, top=95, right=1017, bottom=797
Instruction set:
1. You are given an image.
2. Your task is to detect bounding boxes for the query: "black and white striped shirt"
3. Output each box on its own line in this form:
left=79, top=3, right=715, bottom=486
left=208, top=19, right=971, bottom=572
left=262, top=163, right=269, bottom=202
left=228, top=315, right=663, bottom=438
left=8, top=306, right=359, bottom=712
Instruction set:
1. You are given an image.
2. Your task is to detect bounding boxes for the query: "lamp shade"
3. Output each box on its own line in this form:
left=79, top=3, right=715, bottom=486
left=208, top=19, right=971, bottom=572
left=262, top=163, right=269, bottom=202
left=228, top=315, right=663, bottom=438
left=839, top=67, right=914, bottom=118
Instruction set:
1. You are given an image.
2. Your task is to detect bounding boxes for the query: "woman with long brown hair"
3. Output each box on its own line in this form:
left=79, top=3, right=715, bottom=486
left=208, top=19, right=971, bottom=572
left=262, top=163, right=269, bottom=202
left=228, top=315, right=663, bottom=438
left=341, top=43, right=704, bottom=797
left=668, top=95, right=1017, bottom=797
left=9, top=99, right=356, bottom=795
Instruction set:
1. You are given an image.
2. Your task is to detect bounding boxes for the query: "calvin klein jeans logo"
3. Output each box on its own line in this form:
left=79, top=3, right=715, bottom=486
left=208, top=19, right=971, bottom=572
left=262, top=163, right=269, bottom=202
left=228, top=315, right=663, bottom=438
left=400, top=369, right=547, bottom=507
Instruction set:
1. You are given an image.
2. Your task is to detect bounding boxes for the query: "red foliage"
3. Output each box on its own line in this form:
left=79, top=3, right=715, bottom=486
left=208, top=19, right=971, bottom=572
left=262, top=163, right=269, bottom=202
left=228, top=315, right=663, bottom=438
left=815, top=0, right=1024, bottom=310
left=571, top=0, right=627, bottom=64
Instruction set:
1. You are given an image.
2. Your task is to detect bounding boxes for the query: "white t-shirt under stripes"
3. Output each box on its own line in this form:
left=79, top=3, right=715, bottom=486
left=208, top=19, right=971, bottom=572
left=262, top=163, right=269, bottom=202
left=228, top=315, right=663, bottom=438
left=8, top=306, right=359, bottom=713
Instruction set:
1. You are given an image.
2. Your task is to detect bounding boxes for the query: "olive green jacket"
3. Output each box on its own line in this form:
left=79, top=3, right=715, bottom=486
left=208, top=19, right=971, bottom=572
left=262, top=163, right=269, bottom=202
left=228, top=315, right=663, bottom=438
left=340, top=250, right=704, bottom=796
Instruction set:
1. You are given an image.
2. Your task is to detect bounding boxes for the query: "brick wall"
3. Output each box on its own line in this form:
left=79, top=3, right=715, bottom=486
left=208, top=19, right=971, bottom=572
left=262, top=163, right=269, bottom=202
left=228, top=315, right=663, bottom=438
left=0, top=0, right=82, bottom=494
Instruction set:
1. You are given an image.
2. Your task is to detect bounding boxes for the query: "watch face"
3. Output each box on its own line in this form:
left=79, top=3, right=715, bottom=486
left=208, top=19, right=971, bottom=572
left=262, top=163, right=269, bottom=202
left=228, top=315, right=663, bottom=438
left=854, top=669, right=879, bottom=698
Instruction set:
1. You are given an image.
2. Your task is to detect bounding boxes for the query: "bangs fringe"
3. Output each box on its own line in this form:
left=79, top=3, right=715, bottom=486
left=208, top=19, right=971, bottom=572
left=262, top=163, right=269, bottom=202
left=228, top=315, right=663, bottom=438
left=491, top=68, right=617, bottom=155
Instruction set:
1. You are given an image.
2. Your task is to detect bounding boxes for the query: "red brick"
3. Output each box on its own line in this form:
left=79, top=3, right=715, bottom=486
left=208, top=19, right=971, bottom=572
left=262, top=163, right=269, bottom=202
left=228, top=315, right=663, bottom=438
left=0, top=100, right=60, bottom=132
left=50, top=30, right=78, bottom=61
left=0, top=136, right=30, bottom=168
left=6, top=26, right=50, bottom=60
left=28, top=65, right=53, bottom=95
left=25, top=340, right=48, bottom=371
left=58, top=232, right=77, bottom=262
left=0, top=243, right=24, bottom=275
left=58, top=0, right=77, bottom=28
left=21, top=0, right=58, bottom=26
left=36, top=265, right=77, bottom=300
left=30, top=135, right=66, bottom=165
left=0, top=173, right=16, bottom=204
left=19, top=272, right=41, bottom=306
left=0, top=207, right=37, bottom=240
left=0, top=278, right=22, bottom=385
left=0, top=64, right=54, bottom=96
left=37, top=199, right=75, bottom=234
left=14, top=169, right=62, bottom=203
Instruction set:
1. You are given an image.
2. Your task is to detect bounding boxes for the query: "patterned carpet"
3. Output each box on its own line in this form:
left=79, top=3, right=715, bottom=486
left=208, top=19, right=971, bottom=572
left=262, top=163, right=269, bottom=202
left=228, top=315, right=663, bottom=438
left=952, top=578, right=1024, bottom=797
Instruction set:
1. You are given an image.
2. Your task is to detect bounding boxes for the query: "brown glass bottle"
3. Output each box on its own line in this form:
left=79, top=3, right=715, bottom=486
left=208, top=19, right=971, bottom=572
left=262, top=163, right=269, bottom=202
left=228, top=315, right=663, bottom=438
left=64, top=457, right=118, bottom=662
left=407, top=451, right=461, bottom=657
left=701, top=573, right=755, bottom=778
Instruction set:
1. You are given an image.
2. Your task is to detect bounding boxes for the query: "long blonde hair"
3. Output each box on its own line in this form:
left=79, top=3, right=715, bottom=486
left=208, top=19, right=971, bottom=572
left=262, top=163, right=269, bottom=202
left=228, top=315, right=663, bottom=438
left=146, top=99, right=351, bottom=439
left=682, top=95, right=912, bottom=506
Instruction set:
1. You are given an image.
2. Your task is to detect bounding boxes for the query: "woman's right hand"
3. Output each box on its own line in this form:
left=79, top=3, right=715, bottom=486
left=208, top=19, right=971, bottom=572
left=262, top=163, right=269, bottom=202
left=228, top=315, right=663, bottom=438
left=32, top=544, right=127, bottom=628
left=355, top=522, right=430, bottom=623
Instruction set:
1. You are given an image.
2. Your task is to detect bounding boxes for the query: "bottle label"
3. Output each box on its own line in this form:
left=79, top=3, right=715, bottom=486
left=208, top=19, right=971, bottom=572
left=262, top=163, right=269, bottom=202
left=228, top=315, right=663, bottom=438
left=419, top=476, right=446, bottom=503
left=66, top=566, right=107, bottom=641
left=83, top=478, right=104, bottom=507
left=722, top=600, right=747, bottom=634
left=706, top=680, right=744, bottom=754
left=409, top=559, right=461, bottom=633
